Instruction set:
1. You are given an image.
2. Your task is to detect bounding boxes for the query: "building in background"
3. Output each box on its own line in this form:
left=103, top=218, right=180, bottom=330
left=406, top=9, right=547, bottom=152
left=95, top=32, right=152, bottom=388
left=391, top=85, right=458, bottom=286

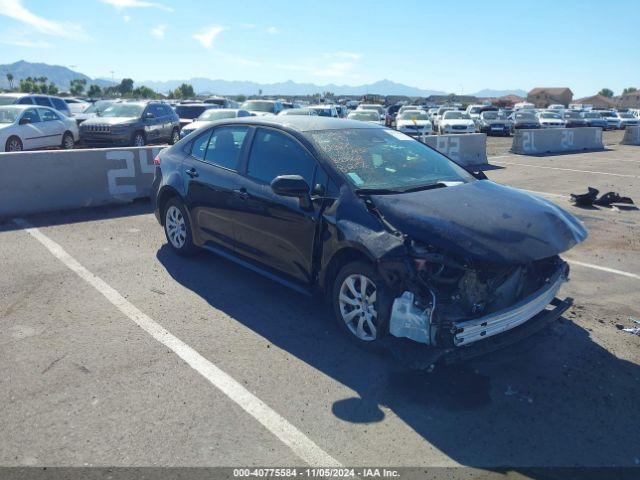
left=574, top=94, right=617, bottom=110
left=527, top=87, right=573, bottom=107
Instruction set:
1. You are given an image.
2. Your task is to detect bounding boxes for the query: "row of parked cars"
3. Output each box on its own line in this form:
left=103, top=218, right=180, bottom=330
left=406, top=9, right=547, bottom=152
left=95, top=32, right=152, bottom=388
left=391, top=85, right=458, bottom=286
left=2, top=91, right=640, bottom=151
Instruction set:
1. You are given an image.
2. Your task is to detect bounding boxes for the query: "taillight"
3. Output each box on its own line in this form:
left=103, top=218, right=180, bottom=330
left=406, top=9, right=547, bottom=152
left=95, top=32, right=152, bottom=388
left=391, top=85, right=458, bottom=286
left=153, top=154, right=161, bottom=165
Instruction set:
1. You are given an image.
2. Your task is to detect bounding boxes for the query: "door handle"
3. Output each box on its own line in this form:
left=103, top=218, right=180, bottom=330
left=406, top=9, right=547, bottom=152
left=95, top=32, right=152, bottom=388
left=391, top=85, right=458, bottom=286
left=233, top=188, right=249, bottom=199
left=185, top=167, right=199, bottom=178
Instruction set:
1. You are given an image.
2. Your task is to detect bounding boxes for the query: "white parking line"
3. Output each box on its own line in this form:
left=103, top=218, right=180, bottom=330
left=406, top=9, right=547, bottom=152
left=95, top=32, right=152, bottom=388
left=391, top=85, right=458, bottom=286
left=490, top=160, right=640, bottom=179
left=13, top=218, right=341, bottom=468
left=567, top=259, right=640, bottom=281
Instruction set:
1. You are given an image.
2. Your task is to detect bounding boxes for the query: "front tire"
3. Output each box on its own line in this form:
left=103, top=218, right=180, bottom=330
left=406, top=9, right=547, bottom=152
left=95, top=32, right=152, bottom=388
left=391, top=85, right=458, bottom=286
left=169, top=128, right=180, bottom=145
left=332, top=261, right=388, bottom=345
left=163, top=198, right=197, bottom=256
left=5, top=136, right=23, bottom=152
left=133, top=131, right=146, bottom=147
left=61, top=132, right=75, bottom=149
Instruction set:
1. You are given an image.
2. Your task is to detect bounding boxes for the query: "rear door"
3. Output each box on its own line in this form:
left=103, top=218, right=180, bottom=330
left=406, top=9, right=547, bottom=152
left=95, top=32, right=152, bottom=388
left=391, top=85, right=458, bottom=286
left=36, top=108, right=65, bottom=147
left=183, top=125, right=250, bottom=251
left=233, top=127, right=323, bottom=283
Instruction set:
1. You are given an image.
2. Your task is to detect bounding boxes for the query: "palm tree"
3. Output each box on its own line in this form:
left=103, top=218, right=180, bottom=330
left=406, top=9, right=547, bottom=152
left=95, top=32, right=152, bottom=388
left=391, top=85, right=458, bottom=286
left=6, top=73, right=14, bottom=89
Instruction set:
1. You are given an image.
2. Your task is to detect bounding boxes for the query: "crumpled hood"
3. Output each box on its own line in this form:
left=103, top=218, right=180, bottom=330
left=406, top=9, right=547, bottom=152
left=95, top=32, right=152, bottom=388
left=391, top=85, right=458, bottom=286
left=370, top=180, right=587, bottom=264
left=81, top=116, right=138, bottom=126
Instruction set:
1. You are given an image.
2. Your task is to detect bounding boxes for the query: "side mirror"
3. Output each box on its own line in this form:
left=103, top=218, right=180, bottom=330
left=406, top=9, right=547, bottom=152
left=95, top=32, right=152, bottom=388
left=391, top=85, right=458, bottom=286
left=19, top=117, right=31, bottom=125
left=271, top=175, right=311, bottom=207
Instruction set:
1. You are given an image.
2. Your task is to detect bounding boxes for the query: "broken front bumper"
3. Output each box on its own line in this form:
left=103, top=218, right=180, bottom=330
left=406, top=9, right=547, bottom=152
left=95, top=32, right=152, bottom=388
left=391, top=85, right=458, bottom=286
left=452, top=267, right=567, bottom=346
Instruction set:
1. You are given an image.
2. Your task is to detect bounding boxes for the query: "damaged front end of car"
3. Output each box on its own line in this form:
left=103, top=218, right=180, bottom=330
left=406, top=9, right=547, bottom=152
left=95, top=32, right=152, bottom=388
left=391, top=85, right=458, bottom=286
left=384, top=240, right=571, bottom=350
left=361, top=182, right=588, bottom=365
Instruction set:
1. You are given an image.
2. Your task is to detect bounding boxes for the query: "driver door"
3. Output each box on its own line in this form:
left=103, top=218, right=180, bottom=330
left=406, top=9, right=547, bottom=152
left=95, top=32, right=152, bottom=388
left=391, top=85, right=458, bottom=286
left=18, top=108, right=47, bottom=149
left=233, top=128, right=324, bottom=283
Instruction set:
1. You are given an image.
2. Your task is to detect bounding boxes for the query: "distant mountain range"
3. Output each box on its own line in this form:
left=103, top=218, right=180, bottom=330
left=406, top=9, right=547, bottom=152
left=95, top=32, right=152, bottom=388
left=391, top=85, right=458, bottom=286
left=0, top=60, right=115, bottom=90
left=0, top=60, right=526, bottom=98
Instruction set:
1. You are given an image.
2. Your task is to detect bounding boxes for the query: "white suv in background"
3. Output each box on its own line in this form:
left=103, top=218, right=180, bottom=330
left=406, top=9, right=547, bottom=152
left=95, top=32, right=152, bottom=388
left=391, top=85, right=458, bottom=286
left=0, top=93, right=72, bottom=117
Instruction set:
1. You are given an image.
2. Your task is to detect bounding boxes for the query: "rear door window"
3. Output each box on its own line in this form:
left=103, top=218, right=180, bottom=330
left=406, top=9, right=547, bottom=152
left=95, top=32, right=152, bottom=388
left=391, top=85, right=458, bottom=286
left=203, top=126, right=249, bottom=170
left=51, top=97, right=68, bottom=112
left=190, top=129, right=213, bottom=161
left=17, top=96, right=34, bottom=105
left=34, top=96, right=52, bottom=107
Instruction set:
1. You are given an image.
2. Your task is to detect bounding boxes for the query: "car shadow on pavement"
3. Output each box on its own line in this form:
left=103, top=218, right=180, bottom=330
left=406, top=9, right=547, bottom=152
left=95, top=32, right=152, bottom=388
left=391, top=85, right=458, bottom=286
left=0, top=199, right=153, bottom=232
left=157, top=245, right=640, bottom=469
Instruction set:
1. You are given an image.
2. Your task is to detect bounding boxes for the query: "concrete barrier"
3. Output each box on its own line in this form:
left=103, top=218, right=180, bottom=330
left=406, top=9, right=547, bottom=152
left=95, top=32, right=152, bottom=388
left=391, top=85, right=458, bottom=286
left=621, top=126, right=640, bottom=145
left=421, top=133, right=488, bottom=168
left=511, top=127, right=603, bottom=155
left=0, top=146, right=162, bottom=217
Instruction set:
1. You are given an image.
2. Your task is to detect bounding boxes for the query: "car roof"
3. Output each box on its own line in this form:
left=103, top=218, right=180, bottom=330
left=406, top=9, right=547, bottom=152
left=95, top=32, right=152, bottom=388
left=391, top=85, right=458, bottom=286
left=0, top=104, right=31, bottom=110
left=217, top=115, right=382, bottom=132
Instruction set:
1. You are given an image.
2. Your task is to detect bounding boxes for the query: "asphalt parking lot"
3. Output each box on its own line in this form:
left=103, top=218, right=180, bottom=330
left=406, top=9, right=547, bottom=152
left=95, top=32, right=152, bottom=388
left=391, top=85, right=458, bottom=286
left=1, top=141, right=639, bottom=471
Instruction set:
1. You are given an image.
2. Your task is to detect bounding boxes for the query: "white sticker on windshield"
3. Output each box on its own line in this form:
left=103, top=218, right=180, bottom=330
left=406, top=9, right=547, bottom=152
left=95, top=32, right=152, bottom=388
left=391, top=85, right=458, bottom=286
left=385, top=130, right=412, bottom=141
left=347, top=172, right=364, bottom=186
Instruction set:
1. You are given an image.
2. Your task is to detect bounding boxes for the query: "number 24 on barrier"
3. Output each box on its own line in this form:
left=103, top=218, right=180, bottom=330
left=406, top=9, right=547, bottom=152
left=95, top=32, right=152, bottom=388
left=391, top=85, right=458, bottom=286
left=106, top=149, right=159, bottom=195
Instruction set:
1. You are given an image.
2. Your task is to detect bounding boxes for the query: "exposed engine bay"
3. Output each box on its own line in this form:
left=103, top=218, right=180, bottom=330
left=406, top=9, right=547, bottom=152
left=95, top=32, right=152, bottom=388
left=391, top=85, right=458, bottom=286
left=387, top=239, right=568, bottom=348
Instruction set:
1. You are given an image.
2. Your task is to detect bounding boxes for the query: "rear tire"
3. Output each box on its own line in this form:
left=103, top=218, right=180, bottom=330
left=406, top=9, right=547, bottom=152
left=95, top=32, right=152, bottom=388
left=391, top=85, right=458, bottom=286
left=163, top=197, right=198, bottom=256
left=5, top=136, right=23, bottom=152
left=332, top=261, right=389, bottom=347
left=61, top=132, right=75, bottom=149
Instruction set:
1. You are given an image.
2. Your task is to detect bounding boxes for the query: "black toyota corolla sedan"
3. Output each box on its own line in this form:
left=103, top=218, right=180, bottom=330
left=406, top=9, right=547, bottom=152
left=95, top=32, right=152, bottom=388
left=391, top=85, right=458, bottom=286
left=151, top=116, right=587, bottom=364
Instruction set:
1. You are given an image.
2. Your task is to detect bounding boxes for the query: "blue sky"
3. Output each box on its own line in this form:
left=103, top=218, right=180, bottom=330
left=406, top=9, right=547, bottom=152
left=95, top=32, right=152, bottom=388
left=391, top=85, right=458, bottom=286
left=0, top=0, right=638, bottom=96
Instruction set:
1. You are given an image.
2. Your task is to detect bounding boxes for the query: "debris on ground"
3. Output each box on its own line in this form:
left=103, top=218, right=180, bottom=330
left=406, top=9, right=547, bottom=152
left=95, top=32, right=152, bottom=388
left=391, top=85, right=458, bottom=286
left=570, top=187, right=635, bottom=209
left=616, top=317, right=640, bottom=336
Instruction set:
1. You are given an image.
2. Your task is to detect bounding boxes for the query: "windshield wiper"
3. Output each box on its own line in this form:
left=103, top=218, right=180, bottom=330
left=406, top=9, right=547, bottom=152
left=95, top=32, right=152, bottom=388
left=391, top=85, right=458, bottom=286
left=355, top=182, right=450, bottom=195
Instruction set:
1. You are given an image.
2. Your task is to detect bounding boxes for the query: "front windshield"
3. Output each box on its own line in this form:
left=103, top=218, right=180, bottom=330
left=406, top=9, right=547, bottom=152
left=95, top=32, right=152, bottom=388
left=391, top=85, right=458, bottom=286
left=198, top=109, right=237, bottom=121
left=481, top=111, right=505, bottom=120
left=0, top=107, right=19, bottom=123
left=515, top=112, right=537, bottom=120
left=540, top=113, right=562, bottom=119
left=241, top=101, right=275, bottom=113
left=619, top=113, right=634, bottom=118
left=311, top=107, right=334, bottom=117
left=100, top=103, right=144, bottom=118
left=309, top=128, right=474, bottom=191
left=281, top=108, right=315, bottom=116
left=360, top=105, right=383, bottom=114
left=565, top=111, right=581, bottom=118
left=83, top=101, right=114, bottom=114
left=583, top=112, right=601, bottom=118
left=469, top=107, right=482, bottom=113
left=398, top=111, right=429, bottom=120
left=443, top=111, right=470, bottom=120
left=348, top=111, right=379, bottom=121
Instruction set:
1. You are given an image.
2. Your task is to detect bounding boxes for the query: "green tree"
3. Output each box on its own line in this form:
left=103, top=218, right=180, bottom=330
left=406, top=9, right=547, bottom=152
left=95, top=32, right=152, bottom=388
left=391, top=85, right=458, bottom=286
left=6, top=73, right=14, bottom=90
left=599, top=88, right=614, bottom=98
left=172, top=83, right=195, bottom=99
left=47, top=82, right=59, bottom=95
left=87, top=84, right=102, bottom=97
left=234, top=94, right=246, bottom=102
left=118, top=78, right=134, bottom=96
left=132, top=85, right=157, bottom=98
left=19, top=77, right=36, bottom=92
left=69, top=78, right=87, bottom=96
left=622, top=87, right=638, bottom=95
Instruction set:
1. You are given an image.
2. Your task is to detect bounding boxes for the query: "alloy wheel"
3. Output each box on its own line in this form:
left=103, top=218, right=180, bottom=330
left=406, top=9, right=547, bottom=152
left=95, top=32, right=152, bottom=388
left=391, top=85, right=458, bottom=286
left=165, top=205, right=186, bottom=249
left=338, top=274, right=378, bottom=341
left=8, top=138, right=22, bottom=151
